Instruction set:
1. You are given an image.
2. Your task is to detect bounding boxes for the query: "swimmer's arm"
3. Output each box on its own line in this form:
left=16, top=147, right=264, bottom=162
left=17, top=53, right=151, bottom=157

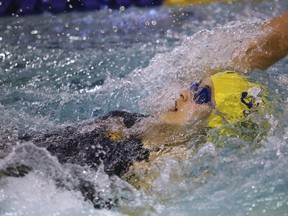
left=232, top=12, right=288, bottom=72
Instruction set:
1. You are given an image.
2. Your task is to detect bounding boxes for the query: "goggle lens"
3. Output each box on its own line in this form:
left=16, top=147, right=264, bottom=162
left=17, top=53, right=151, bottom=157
left=189, top=81, right=211, bottom=104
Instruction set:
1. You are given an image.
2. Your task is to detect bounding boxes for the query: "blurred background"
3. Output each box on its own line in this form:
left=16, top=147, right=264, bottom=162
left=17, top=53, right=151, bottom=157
left=0, top=0, right=255, bottom=16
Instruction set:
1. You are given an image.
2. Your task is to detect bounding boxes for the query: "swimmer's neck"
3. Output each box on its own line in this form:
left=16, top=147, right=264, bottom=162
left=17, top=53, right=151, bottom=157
left=140, top=119, right=204, bottom=150
left=141, top=122, right=181, bottom=148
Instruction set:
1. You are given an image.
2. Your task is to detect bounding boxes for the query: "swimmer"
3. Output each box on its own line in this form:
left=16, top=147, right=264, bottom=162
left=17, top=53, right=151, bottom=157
left=122, top=11, right=288, bottom=191
left=2, top=12, right=288, bottom=209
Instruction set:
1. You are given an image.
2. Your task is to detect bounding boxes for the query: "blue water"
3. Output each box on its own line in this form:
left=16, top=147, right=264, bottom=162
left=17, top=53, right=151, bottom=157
left=1, top=1, right=288, bottom=215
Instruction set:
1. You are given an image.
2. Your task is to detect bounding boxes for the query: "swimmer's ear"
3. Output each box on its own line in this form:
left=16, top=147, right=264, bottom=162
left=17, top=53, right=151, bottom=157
left=0, top=164, right=32, bottom=178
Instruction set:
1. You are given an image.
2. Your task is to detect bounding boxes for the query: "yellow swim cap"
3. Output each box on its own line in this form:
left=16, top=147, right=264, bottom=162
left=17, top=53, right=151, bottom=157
left=208, top=71, right=267, bottom=128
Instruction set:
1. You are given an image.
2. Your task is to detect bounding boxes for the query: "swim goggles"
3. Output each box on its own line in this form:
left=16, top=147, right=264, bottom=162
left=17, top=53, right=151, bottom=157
left=189, top=81, right=212, bottom=105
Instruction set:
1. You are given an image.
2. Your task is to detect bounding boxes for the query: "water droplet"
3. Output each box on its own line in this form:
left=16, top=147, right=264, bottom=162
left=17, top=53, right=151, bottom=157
left=0, top=53, right=5, bottom=61
left=119, top=6, right=125, bottom=12
left=276, top=201, right=283, bottom=208
left=31, top=30, right=38, bottom=35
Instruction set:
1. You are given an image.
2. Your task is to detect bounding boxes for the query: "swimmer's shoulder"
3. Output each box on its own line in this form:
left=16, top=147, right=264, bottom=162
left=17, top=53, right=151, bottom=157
left=98, top=110, right=149, bottom=128
left=19, top=110, right=148, bottom=143
left=18, top=110, right=150, bottom=176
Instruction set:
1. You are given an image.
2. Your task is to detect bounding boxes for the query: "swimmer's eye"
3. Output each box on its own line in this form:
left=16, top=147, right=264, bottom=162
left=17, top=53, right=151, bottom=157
left=193, top=86, right=211, bottom=104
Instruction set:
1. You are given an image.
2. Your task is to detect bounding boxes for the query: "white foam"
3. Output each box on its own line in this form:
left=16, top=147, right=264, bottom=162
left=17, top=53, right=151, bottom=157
left=0, top=172, right=123, bottom=216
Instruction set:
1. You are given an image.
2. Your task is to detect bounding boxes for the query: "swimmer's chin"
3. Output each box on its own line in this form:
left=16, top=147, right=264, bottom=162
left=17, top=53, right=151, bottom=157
left=160, top=109, right=209, bottom=127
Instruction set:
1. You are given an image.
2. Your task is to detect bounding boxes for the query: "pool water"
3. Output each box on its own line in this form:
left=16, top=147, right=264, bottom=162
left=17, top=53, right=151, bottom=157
left=1, top=1, right=288, bottom=215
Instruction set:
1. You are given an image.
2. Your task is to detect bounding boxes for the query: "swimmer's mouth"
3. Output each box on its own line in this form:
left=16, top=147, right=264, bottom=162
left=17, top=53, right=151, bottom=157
left=169, top=101, right=178, bottom=112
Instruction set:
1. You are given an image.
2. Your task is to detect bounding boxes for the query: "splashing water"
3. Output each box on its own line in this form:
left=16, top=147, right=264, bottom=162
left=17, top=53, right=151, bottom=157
left=1, top=1, right=288, bottom=215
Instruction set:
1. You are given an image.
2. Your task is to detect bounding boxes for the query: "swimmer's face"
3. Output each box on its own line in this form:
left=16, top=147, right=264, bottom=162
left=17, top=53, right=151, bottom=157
left=161, top=77, right=214, bottom=125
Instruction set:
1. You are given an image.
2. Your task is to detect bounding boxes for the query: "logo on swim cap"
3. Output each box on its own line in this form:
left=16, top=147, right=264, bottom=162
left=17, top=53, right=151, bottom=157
left=208, top=71, right=267, bottom=128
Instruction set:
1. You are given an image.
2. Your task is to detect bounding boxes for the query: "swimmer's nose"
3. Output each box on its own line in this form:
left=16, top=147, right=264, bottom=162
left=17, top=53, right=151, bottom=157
left=179, top=90, right=191, bottom=102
